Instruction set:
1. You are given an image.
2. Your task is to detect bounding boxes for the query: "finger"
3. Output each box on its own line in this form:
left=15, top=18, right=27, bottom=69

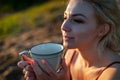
left=61, top=58, right=68, bottom=71
left=21, top=54, right=33, bottom=65
left=56, top=58, right=67, bottom=74
left=31, top=60, right=50, bottom=80
left=56, top=58, right=69, bottom=78
left=25, top=71, right=35, bottom=77
left=31, top=60, right=43, bottom=77
left=23, top=68, right=26, bottom=74
left=26, top=77, right=35, bottom=80
left=17, top=61, right=29, bottom=68
left=41, top=59, right=57, bottom=78
left=25, top=65, right=34, bottom=72
left=24, top=73, right=27, bottom=79
left=23, top=65, right=34, bottom=76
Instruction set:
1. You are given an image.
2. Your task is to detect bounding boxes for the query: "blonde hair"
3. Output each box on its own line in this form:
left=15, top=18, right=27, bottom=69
left=83, top=0, right=120, bottom=53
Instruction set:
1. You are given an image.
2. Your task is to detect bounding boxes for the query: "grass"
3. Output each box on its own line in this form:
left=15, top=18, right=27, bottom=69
left=0, top=0, right=67, bottom=40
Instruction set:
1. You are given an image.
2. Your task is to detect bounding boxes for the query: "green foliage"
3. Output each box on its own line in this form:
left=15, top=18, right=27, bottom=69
left=0, top=0, right=67, bottom=40
left=0, top=0, right=49, bottom=12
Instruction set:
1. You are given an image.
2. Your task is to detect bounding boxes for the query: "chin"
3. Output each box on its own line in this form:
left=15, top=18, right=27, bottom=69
left=63, top=42, right=76, bottom=49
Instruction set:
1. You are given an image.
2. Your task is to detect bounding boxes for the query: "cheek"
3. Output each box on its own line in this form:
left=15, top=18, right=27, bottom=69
left=73, top=26, right=98, bottom=42
left=73, top=26, right=91, bottom=36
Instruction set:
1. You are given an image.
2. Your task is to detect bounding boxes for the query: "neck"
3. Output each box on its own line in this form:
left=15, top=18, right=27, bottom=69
left=75, top=45, right=106, bottom=67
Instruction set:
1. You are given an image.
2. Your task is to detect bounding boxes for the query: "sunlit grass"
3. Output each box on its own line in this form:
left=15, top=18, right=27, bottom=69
left=0, top=0, right=66, bottom=40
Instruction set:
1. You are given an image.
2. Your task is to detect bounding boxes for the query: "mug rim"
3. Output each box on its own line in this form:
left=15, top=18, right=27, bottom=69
left=30, top=42, right=63, bottom=56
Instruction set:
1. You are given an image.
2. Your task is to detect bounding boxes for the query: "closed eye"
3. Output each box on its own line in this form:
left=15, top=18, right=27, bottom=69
left=73, top=19, right=85, bottom=23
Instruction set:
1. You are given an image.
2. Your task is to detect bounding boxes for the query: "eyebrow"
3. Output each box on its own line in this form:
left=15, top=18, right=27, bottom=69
left=64, top=12, right=87, bottom=19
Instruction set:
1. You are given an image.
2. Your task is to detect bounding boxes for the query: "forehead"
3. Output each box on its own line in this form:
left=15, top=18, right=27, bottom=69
left=65, top=0, right=95, bottom=16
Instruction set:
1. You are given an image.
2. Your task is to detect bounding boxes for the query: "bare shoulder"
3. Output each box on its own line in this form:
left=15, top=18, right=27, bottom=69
left=99, top=62, right=120, bottom=80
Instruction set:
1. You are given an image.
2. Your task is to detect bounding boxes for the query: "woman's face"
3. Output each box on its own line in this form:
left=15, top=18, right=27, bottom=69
left=61, top=0, right=100, bottom=49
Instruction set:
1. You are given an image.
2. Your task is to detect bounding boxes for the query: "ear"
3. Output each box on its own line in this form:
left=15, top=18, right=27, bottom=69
left=98, top=23, right=110, bottom=37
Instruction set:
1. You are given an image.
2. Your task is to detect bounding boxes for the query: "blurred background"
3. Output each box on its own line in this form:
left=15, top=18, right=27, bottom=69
left=0, top=0, right=120, bottom=80
left=0, top=0, right=67, bottom=80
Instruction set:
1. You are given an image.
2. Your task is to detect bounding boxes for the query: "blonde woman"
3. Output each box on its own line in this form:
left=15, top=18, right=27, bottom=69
left=17, top=0, right=120, bottom=80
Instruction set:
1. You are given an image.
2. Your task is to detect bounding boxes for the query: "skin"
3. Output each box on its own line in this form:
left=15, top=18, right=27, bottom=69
left=17, top=0, right=120, bottom=80
left=62, top=0, right=120, bottom=80
left=18, top=54, right=70, bottom=80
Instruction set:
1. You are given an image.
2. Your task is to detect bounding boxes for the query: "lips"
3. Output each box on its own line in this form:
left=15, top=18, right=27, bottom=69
left=63, top=36, right=74, bottom=41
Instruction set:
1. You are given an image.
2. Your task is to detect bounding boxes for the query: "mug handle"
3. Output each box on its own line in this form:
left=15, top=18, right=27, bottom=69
left=19, top=50, right=31, bottom=60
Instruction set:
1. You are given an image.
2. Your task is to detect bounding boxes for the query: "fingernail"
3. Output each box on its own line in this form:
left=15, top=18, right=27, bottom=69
left=41, top=59, right=46, bottom=64
left=30, top=60, right=35, bottom=65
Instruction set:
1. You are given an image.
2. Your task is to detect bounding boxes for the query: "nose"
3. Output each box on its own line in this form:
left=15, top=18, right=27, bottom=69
left=61, top=20, right=71, bottom=32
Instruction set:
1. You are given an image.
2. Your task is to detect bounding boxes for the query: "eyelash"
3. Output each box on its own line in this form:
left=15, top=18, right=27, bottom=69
left=73, top=19, right=85, bottom=23
left=64, top=17, right=85, bottom=23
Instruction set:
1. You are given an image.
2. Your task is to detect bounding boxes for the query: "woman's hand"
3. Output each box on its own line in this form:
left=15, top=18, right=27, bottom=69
left=17, top=54, right=36, bottom=80
left=30, top=58, right=70, bottom=80
left=17, top=54, right=70, bottom=80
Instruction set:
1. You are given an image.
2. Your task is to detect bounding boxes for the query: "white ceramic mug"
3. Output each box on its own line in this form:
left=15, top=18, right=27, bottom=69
left=19, top=42, right=64, bottom=73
